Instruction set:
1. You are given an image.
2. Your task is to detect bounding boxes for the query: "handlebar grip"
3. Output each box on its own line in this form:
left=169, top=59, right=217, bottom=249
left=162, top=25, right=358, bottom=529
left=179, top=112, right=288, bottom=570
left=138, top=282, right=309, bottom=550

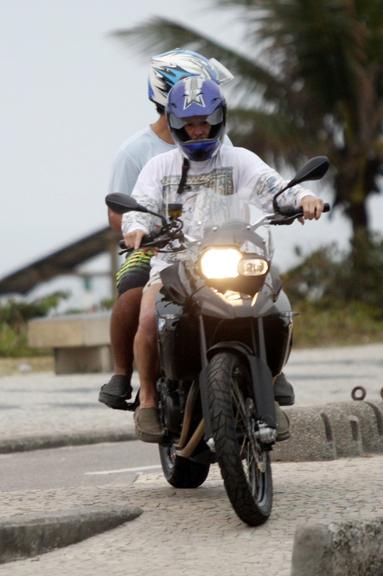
left=323, top=203, right=330, bottom=212
left=118, top=232, right=156, bottom=251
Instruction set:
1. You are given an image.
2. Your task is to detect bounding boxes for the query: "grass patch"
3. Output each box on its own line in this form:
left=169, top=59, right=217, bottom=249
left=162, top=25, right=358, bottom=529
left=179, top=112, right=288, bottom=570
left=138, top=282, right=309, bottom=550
left=291, top=302, right=383, bottom=348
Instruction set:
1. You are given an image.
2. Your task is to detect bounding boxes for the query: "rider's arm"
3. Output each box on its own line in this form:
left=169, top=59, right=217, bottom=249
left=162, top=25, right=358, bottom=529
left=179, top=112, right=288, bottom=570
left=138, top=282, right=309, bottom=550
left=236, top=148, right=324, bottom=219
left=121, top=154, right=165, bottom=240
left=123, top=229, right=147, bottom=250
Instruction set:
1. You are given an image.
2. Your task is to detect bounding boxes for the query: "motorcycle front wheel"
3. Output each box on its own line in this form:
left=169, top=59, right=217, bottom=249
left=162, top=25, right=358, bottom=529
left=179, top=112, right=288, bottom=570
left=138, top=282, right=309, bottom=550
left=159, top=444, right=210, bottom=488
left=207, top=351, right=273, bottom=526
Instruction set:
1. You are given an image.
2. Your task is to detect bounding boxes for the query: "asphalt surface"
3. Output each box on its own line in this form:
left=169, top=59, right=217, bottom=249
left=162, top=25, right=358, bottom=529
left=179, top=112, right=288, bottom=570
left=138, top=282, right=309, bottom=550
left=0, top=342, right=382, bottom=574
left=0, top=441, right=160, bottom=491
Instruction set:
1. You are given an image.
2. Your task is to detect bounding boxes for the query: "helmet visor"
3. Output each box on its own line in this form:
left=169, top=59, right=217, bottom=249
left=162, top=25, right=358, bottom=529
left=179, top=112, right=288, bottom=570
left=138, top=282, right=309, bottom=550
left=168, top=107, right=224, bottom=130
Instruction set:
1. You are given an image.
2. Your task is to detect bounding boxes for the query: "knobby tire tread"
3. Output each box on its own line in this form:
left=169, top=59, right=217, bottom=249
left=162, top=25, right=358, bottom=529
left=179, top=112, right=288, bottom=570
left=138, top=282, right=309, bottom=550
left=207, top=352, right=272, bottom=526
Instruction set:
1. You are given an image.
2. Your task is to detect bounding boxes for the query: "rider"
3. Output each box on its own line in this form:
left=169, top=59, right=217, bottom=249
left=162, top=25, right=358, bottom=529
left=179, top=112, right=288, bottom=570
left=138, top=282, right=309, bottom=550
left=98, top=49, right=235, bottom=409
left=123, top=76, right=325, bottom=443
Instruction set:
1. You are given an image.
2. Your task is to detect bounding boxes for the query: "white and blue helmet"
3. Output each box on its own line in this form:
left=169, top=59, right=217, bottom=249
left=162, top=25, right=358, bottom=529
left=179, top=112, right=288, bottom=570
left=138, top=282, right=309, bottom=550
left=167, top=76, right=226, bottom=161
left=148, top=48, right=233, bottom=109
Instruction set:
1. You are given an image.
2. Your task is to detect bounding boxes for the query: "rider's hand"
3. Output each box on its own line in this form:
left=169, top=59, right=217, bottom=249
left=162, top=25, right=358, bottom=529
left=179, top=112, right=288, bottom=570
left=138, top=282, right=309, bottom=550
left=123, top=229, right=146, bottom=250
left=299, top=195, right=324, bottom=223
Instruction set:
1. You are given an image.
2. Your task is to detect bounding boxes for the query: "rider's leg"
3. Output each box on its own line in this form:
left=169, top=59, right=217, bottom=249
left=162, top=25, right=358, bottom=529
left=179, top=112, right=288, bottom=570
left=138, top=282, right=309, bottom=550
left=134, top=282, right=161, bottom=408
left=133, top=282, right=163, bottom=442
left=274, top=373, right=295, bottom=406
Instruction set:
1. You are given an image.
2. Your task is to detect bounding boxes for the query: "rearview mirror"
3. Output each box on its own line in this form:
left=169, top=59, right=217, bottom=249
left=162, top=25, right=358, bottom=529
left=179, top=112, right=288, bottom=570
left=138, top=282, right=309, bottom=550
left=287, top=156, right=329, bottom=187
left=105, top=193, right=149, bottom=214
left=273, top=156, right=329, bottom=212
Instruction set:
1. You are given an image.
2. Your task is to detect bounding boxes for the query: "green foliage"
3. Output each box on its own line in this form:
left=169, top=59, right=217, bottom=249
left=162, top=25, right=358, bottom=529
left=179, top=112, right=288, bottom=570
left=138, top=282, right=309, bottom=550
left=0, top=324, right=42, bottom=358
left=0, top=292, right=69, bottom=329
left=0, top=292, right=69, bottom=358
left=291, top=301, right=383, bottom=348
left=282, top=235, right=383, bottom=345
left=283, top=234, right=383, bottom=317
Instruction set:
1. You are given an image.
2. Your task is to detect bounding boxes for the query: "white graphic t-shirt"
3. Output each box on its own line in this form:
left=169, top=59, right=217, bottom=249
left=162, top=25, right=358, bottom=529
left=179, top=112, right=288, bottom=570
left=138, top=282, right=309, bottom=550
left=122, top=145, right=314, bottom=276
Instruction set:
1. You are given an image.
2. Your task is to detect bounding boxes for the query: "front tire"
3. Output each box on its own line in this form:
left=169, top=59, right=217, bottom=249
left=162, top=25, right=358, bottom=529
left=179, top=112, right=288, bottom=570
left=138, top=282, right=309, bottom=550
left=207, top=351, right=273, bottom=526
left=159, top=444, right=210, bottom=488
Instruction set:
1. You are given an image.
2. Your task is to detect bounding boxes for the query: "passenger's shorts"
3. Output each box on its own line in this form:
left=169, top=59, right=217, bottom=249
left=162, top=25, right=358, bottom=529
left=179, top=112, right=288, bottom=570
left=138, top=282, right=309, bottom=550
left=115, top=249, right=155, bottom=295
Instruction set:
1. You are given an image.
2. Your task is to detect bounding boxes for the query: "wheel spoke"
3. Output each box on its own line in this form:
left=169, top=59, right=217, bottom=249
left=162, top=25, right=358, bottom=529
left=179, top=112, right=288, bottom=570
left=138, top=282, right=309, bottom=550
left=231, top=374, right=266, bottom=501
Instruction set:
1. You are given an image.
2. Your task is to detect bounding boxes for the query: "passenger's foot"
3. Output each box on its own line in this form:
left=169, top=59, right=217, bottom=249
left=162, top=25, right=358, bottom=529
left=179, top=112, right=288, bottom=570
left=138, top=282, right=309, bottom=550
left=134, top=407, right=164, bottom=443
left=98, top=374, right=132, bottom=410
left=275, top=402, right=290, bottom=442
left=274, top=372, right=295, bottom=406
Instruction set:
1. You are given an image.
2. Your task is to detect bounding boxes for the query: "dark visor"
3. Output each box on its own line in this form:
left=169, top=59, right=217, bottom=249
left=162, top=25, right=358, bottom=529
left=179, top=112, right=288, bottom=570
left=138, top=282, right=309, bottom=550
left=169, top=107, right=224, bottom=130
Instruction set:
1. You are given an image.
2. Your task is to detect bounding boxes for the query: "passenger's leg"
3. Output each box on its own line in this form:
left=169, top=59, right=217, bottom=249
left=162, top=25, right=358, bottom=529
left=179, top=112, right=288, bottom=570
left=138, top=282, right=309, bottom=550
left=110, top=287, right=142, bottom=378
left=99, top=249, right=152, bottom=410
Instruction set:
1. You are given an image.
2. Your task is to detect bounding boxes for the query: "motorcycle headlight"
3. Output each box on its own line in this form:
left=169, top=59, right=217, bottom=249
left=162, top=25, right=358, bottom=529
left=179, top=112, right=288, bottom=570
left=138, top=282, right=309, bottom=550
left=238, top=257, right=269, bottom=276
left=200, top=247, right=241, bottom=279
left=199, top=248, right=269, bottom=280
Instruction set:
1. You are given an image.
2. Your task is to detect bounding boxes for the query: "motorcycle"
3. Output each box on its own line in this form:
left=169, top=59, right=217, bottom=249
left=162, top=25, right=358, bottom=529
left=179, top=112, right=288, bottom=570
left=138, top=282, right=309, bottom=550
left=106, top=156, right=330, bottom=526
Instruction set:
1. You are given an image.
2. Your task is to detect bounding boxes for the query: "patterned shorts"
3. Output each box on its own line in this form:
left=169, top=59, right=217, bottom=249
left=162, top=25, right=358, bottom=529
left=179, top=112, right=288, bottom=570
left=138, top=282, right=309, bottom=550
left=115, top=249, right=155, bottom=295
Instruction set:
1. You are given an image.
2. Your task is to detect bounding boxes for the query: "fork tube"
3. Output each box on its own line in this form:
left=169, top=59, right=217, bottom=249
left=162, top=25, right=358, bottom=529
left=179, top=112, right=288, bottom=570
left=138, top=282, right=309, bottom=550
left=250, top=318, right=258, bottom=355
left=199, top=315, right=208, bottom=368
left=257, top=317, right=267, bottom=363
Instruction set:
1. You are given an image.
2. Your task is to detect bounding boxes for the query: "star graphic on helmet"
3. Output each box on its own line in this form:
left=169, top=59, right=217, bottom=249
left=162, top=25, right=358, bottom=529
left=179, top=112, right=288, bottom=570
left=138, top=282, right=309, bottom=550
left=183, top=77, right=205, bottom=110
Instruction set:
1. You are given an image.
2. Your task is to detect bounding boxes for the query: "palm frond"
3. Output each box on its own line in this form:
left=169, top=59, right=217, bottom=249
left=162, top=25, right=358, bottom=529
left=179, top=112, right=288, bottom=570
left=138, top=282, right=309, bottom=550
left=227, top=106, right=322, bottom=167
left=110, top=17, right=288, bottom=104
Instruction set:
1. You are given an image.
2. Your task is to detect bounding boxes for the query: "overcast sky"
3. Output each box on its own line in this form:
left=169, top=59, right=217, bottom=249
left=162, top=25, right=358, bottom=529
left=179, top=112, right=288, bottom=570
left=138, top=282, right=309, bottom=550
left=1, top=0, right=382, bottom=309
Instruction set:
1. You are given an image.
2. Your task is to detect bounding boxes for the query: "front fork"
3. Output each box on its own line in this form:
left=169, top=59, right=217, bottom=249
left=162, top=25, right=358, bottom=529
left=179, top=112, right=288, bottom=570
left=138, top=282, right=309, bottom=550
left=197, top=315, right=276, bottom=447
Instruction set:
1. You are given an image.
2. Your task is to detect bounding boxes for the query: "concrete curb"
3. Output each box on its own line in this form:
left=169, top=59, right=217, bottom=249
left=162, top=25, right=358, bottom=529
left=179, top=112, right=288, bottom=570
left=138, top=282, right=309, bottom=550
left=2, top=401, right=382, bottom=461
left=0, top=506, right=142, bottom=565
left=0, top=430, right=136, bottom=454
left=291, top=517, right=383, bottom=575
left=273, top=400, right=383, bottom=462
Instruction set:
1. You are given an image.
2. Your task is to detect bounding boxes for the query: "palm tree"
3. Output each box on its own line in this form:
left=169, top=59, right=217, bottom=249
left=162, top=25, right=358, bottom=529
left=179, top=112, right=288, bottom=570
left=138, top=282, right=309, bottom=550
left=111, top=0, right=383, bottom=252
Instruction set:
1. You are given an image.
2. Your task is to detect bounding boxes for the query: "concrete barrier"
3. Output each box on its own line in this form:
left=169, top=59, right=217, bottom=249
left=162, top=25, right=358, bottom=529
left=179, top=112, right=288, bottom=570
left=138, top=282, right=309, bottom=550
left=28, top=312, right=112, bottom=374
left=273, top=401, right=383, bottom=462
left=291, top=517, right=383, bottom=576
left=0, top=507, right=142, bottom=564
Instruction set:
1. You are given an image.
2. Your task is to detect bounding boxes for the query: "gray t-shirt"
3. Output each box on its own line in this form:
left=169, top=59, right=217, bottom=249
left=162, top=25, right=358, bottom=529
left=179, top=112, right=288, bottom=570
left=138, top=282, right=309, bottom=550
left=109, top=127, right=174, bottom=196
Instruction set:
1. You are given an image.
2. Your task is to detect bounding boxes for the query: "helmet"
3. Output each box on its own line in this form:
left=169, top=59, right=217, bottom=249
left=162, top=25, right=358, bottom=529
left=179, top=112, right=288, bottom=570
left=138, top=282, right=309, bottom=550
left=167, top=76, right=226, bottom=161
left=148, top=48, right=233, bottom=109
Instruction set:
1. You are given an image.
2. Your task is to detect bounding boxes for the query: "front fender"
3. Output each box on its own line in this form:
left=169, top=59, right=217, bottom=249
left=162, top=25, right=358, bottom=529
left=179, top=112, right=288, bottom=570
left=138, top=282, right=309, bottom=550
left=205, top=341, right=276, bottom=428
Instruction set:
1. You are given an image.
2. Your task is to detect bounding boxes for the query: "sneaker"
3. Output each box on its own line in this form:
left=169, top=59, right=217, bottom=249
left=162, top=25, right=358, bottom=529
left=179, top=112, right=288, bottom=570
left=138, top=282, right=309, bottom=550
left=274, top=401, right=290, bottom=442
left=274, top=373, right=295, bottom=406
left=98, top=375, right=132, bottom=410
left=134, top=407, right=164, bottom=443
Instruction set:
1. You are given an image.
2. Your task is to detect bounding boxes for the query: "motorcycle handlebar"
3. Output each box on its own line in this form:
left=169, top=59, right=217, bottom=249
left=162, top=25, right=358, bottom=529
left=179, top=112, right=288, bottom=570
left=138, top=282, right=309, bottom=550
left=118, top=231, right=159, bottom=251
left=269, top=202, right=330, bottom=225
left=118, top=203, right=331, bottom=251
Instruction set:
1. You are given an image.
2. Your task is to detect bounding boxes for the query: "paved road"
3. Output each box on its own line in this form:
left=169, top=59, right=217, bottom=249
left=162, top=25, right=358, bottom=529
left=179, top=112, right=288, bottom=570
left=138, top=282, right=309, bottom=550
left=0, top=441, right=159, bottom=491
left=0, top=343, right=382, bottom=575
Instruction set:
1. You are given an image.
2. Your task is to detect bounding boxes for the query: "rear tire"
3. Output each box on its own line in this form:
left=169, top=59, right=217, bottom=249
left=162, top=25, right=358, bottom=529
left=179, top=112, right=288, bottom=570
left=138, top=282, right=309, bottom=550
left=207, top=351, right=273, bottom=526
left=159, top=444, right=210, bottom=488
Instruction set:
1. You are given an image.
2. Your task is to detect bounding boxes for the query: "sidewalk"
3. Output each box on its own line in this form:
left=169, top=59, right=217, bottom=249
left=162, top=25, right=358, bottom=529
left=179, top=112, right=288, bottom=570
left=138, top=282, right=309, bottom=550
left=0, top=454, right=382, bottom=575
